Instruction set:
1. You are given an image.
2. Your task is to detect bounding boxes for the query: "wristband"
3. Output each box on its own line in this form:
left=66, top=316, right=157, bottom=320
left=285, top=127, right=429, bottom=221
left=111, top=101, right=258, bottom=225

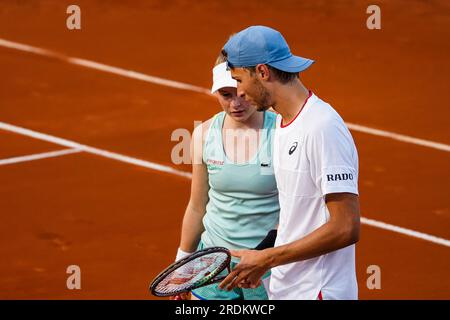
left=175, top=247, right=192, bottom=261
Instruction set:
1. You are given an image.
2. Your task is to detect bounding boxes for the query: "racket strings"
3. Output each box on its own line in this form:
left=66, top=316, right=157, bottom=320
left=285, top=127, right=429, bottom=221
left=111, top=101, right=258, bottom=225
left=154, top=251, right=229, bottom=295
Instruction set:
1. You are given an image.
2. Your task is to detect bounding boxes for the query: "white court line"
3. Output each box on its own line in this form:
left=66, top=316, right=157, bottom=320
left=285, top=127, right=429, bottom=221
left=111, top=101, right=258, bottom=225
left=0, top=38, right=211, bottom=95
left=0, top=121, right=192, bottom=179
left=0, top=148, right=81, bottom=166
left=346, top=123, right=450, bottom=152
left=361, top=217, right=450, bottom=248
left=0, top=121, right=448, bottom=248
left=0, top=37, right=449, bottom=152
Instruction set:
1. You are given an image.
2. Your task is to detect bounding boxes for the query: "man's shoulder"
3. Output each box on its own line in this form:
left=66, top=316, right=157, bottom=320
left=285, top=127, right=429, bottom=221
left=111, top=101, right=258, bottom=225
left=304, top=96, right=345, bottom=134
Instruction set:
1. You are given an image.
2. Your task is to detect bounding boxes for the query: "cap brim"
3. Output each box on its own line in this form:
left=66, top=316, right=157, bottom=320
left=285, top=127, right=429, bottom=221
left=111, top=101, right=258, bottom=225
left=211, top=79, right=237, bottom=94
left=268, top=55, right=314, bottom=73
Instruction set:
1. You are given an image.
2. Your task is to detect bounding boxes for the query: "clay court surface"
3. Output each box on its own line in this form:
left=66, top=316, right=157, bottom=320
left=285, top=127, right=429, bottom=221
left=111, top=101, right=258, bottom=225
left=0, top=0, right=449, bottom=299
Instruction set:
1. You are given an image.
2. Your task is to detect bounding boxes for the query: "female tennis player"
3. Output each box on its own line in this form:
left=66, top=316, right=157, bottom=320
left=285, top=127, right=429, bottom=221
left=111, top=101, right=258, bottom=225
left=172, top=54, right=279, bottom=300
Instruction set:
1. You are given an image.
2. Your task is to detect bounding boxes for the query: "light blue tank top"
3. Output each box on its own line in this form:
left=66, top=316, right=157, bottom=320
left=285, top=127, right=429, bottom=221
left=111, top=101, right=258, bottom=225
left=201, top=111, right=280, bottom=257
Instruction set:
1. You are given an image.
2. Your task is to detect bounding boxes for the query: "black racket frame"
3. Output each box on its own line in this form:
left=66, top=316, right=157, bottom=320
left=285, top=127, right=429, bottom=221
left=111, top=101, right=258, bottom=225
left=149, top=246, right=231, bottom=297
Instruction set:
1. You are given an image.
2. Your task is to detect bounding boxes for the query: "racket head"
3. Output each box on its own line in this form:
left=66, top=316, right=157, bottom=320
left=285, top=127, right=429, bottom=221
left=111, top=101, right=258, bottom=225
left=149, top=246, right=231, bottom=297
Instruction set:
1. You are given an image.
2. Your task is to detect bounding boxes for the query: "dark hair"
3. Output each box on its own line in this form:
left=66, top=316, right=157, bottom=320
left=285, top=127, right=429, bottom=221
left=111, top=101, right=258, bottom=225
left=244, top=66, right=299, bottom=84
left=221, top=49, right=299, bottom=84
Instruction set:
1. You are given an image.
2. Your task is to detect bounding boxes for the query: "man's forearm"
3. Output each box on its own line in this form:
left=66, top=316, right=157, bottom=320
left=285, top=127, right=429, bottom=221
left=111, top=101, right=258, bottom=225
left=265, top=220, right=358, bottom=268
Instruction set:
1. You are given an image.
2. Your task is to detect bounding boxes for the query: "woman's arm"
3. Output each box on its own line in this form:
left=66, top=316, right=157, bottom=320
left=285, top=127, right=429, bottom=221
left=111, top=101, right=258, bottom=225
left=178, top=121, right=211, bottom=253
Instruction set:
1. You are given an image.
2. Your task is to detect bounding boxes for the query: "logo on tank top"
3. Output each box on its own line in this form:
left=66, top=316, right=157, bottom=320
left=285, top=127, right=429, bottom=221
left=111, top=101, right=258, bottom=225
left=206, top=158, right=224, bottom=173
left=288, top=142, right=298, bottom=155
left=206, top=159, right=224, bottom=166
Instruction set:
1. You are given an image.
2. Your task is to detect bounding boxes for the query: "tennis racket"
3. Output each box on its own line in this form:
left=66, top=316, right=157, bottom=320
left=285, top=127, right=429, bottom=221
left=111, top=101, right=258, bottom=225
left=149, top=246, right=231, bottom=297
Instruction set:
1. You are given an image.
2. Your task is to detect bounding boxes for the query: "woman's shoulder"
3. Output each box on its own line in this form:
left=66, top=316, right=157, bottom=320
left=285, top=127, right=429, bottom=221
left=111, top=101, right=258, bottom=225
left=191, top=115, right=218, bottom=164
left=193, top=112, right=222, bottom=141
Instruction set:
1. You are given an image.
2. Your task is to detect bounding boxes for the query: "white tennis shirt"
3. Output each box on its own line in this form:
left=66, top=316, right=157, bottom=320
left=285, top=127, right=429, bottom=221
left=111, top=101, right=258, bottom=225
left=270, top=91, right=359, bottom=300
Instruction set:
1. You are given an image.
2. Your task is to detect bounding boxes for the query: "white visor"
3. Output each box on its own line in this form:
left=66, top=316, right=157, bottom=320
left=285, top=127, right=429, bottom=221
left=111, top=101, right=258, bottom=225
left=211, top=62, right=237, bottom=93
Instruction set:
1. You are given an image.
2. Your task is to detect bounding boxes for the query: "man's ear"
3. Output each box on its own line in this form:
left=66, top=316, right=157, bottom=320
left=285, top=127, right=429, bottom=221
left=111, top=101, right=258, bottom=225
left=256, top=64, right=270, bottom=81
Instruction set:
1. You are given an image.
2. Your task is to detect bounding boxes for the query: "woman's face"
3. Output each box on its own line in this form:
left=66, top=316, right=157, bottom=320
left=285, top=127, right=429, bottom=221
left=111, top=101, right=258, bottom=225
left=215, top=87, right=258, bottom=123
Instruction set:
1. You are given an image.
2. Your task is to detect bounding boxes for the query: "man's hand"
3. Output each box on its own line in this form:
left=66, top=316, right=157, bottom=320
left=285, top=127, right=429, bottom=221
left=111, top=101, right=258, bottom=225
left=218, top=249, right=273, bottom=291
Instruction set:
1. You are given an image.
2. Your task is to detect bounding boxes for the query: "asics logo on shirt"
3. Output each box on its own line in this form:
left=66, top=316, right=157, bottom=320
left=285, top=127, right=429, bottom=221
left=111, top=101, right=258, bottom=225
left=288, top=142, right=298, bottom=155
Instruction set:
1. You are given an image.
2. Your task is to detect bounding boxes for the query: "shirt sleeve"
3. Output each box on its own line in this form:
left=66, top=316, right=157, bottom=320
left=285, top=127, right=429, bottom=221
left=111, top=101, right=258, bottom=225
left=306, top=118, right=359, bottom=196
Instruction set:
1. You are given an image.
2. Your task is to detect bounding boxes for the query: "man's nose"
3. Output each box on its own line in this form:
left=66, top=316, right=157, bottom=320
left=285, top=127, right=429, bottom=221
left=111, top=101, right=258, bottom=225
left=237, top=86, right=246, bottom=98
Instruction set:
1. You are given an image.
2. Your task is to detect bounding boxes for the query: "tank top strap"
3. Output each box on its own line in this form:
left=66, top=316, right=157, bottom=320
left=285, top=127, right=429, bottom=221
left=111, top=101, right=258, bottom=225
left=202, top=111, right=226, bottom=164
left=258, top=111, right=276, bottom=165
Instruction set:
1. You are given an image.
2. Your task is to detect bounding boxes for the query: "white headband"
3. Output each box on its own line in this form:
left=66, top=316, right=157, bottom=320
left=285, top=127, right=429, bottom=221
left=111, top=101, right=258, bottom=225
left=211, top=62, right=237, bottom=94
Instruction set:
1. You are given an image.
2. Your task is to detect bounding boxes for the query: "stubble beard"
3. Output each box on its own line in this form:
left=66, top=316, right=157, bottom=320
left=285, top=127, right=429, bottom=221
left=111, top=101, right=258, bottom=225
left=252, top=77, right=272, bottom=112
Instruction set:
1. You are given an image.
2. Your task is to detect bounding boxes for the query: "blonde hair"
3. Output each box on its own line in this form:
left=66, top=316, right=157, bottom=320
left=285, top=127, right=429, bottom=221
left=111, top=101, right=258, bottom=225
left=214, top=51, right=227, bottom=66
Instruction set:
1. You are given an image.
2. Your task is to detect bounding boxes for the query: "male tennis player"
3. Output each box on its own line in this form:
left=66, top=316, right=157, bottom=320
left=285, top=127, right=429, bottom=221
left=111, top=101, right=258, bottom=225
left=218, top=26, right=360, bottom=300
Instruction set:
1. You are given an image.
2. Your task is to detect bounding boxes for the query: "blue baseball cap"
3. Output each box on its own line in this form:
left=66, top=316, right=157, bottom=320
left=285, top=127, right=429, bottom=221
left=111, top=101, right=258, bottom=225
left=223, top=26, right=314, bottom=73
